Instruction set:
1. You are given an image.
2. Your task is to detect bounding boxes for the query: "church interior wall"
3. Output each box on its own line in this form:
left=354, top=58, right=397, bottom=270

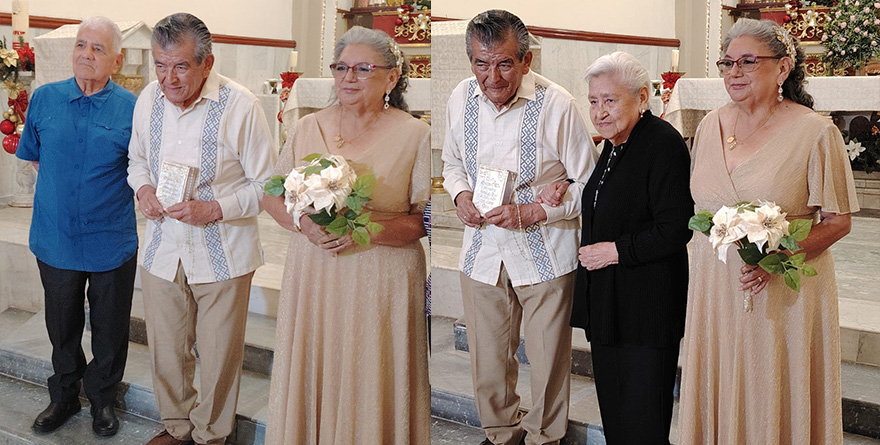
left=433, top=0, right=678, bottom=40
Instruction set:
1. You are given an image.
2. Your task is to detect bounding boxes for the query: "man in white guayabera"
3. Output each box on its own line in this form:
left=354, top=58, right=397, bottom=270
left=441, top=9, right=596, bottom=445
left=127, top=12, right=275, bottom=445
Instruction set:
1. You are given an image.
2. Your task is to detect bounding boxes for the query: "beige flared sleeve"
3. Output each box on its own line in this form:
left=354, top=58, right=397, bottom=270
left=274, top=119, right=299, bottom=176
left=410, top=126, right=431, bottom=207
left=807, top=119, right=860, bottom=215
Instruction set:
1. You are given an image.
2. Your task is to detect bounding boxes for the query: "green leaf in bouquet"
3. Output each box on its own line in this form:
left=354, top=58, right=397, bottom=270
left=354, top=211, right=372, bottom=225
left=344, top=208, right=359, bottom=221
left=264, top=175, right=286, bottom=197
left=779, top=236, right=801, bottom=253
left=352, top=226, right=370, bottom=246
left=758, top=252, right=785, bottom=274
left=366, top=221, right=384, bottom=234
left=309, top=209, right=336, bottom=226
left=346, top=195, right=370, bottom=213
left=353, top=174, right=376, bottom=196
left=788, top=219, right=812, bottom=242
left=737, top=242, right=765, bottom=266
left=302, top=153, right=322, bottom=163
left=787, top=253, right=806, bottom=267
left=802, top=263, right=818, bottom=277
left=318, top=159, right=334, bottom=169
left=302, top=164, right=324, bottom=177
left=326, top=216, right=350, bottom=236
left=783, top=268, right=801, bottom=291
left=688, top=211, right=714, bottom=235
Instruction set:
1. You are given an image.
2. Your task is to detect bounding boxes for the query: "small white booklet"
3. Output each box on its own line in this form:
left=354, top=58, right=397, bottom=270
left=472, top=165, right=514, bottom=216
left=156, top=161, right=198, bottom=209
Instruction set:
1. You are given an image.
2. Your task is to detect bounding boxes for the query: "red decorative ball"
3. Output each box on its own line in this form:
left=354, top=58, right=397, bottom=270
left=396, top=18, right=403, bottom=26
left=783, top=15, right=792, bottom=23
left=3, top=133, right=19, bottom=154
left=0, top=119, right=14, bottom=135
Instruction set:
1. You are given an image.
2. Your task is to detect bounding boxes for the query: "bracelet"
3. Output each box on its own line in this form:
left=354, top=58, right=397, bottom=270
left=516, top=204, right=523, bottom=231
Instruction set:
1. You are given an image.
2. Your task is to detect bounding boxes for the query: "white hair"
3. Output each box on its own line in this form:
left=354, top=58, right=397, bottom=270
left=584, top=51, right=651, bottom=97
left=78, top=16, right=123, bottom=55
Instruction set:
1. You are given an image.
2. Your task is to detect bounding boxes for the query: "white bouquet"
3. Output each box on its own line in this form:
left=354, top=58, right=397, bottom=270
left=689, top=201, right=817, bottom=311
left=265, top=153, right=383, bottom=246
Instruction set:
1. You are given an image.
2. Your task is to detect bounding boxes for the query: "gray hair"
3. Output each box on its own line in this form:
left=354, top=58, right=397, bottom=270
left=78, top=16, right=122, bottom=55
left=465, top=10, right=530, bottom=62
left=333, top=26, right=410, bottom=111
left=584, top=51, right=652, bottom=97
left=152, top=13, right=213, bottom=65
left=722, top=18, right=814, bottom=109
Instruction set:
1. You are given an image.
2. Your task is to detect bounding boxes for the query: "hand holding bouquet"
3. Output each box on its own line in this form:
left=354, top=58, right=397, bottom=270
left=265, top=153, right=383, bottom=247
left=689, top=201, right=817, bottom=311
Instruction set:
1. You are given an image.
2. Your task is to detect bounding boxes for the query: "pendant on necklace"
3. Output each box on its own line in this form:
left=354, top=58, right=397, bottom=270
left=336, top=141, right=345, bottom=149
left=727, top=136, right=737, bottom=151
left=333, top=134, right=343, bottom=142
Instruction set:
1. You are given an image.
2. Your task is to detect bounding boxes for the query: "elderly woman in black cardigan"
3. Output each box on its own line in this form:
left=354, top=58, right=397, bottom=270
left=541, top=51, right=693, bottom=444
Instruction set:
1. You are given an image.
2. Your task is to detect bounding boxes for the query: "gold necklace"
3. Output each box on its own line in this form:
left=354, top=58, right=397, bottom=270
left=727, top=104, right=780, bottom=151
left=334, top=107, right=382, bottom=149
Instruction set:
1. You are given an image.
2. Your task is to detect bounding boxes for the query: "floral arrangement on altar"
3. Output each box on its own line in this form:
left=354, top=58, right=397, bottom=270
left=819, top=0, right=880, bottom=71
left=689, top=201, right=816, bottom=311
left=264, top=154, right=384, bottom=246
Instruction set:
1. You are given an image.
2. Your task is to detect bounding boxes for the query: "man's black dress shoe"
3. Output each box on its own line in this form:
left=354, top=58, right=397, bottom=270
left=32, top=401, right=81, bottom=432
left=91, top=404, right=119, bottom=436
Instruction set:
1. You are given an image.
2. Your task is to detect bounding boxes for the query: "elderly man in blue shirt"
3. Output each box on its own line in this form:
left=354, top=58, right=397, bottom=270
left=15, top=16, right=137, bottom=438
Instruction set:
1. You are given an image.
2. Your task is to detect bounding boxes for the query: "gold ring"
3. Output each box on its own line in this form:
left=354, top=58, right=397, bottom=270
left=757, top=276, right=763, bottom=283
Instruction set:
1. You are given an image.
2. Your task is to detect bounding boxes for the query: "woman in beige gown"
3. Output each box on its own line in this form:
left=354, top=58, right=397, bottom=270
left=264, top=26, right=430, bottom=444
left=679, top=19, right=859, bottom=444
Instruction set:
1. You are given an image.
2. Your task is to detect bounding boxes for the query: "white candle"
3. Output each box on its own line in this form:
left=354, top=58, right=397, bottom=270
left=671, top=49, right=680, bottom=72
left=11, top=0, right=30, bottom=43
left=289, top=50, right=298, bottom=72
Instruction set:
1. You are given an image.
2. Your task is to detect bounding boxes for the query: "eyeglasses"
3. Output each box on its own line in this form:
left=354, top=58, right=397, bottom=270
left=329, top=62, right=395, bottom=79
left=716, top=55, right=781, bottom=75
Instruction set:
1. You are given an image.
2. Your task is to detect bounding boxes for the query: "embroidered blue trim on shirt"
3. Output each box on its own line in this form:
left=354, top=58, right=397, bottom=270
left=462, top=79, right=482, bottom=277
left=515, top=84, right=555, bottom=282
left=143, top=87, right=165, bottom=271
left=196, top=86, right=232, bottom=281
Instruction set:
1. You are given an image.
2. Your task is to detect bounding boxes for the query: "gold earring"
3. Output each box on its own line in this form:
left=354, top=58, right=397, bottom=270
left=777, top=82, right=784, bottom=102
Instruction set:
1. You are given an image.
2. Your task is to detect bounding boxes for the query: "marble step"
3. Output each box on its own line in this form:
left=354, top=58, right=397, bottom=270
left=0, top=373, right=162, bottom=445
left=436, top=315, right=880, bottom=441
left=85, top=290, right=278, bottom=378
left=0, top=308, right=270, bottom=445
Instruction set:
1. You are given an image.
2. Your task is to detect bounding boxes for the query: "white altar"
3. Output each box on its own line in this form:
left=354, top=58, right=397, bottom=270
left=665, top=77, right=880, bottom=138
left=279, top=78, right=431, bottom=131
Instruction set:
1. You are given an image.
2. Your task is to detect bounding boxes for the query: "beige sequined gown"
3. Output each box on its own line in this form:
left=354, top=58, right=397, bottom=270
left=266, top=113, right=431, bottom=444
left=678, top=110, right=859, bottom=445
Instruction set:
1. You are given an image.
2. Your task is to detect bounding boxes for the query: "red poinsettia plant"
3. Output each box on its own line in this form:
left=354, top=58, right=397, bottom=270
left=661, top=71, right=683, bottom=90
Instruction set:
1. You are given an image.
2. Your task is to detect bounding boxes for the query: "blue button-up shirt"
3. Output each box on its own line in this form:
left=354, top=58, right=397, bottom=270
left=16, top=78, right=138, bottom=272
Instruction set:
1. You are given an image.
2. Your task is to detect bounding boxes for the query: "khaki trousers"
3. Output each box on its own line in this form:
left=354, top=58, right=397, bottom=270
left=460, top=266, right=575, bottom=445
left=141, top=263, right=253, bottom=445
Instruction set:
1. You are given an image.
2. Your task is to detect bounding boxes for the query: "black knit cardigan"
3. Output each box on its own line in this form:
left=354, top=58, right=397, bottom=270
left=570, top=110, right=695, bottom=348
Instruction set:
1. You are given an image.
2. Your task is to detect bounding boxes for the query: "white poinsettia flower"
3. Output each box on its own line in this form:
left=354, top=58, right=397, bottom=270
left=846, top=140, right=866, bottom=161
left=283, top=169, right=311, bottom=216
left=741, top=202, right=789, bottom=252
left=304, top=165, right=354, bottom=213
left=708, top=205, right=747, bottom=263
